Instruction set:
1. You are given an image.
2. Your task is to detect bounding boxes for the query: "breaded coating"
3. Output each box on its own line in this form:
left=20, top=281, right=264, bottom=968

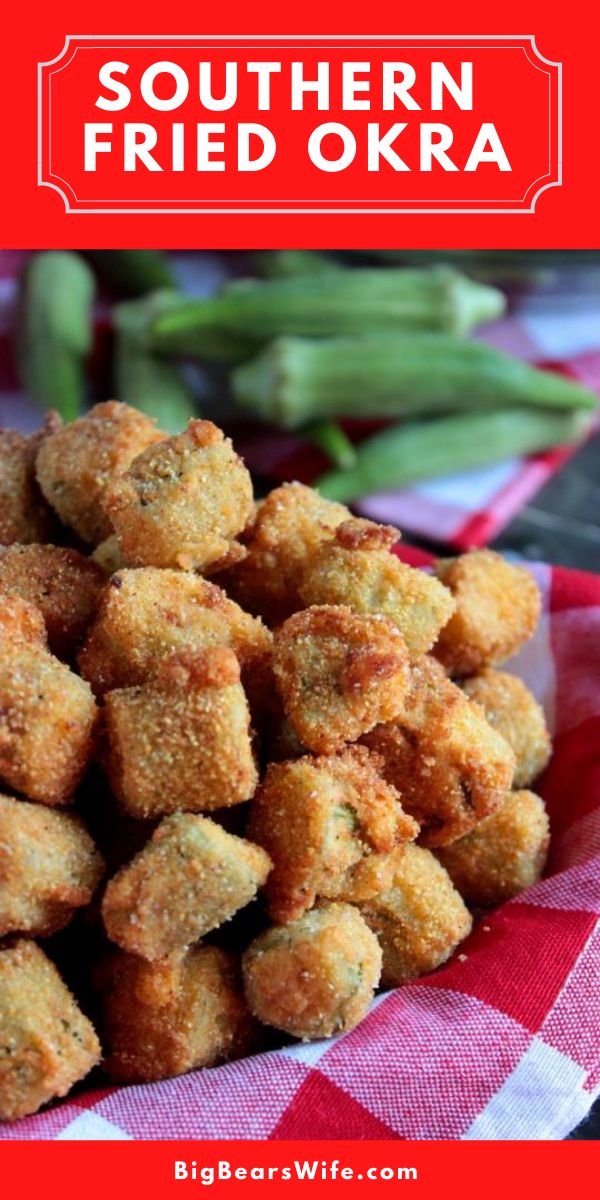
left=362, top=656, right=515, bottom=847
left=78, top=568, right=272, bottom=697
left=0, top=794, right=104, bottom=937
left=434, top=550, right=541, bottom=676
left=247, top=745, right=418, bottom=924
left=0, top=594, right=47, bottom=647
left=272, top=605, right=411, bottom=754
left=0, top=639, right=97, bottom=806
left=0, top=940, right=100, bottom=1120
left=300, top=518, right=455, bottom=658
left=104, top=648, right=258, bottom=818
left=436, top=790, right=550, bottom=907
left=462, top=669, right=551, bottom=788
left=102, top=813, right=271, bottom=961
left=0, top=545, right=104, bottom=659
left=35, top=401, right=164, bottom=545
left=91, top=534, right=126, bottom=575
left=219, top=482, right=349, bottom=625
left=104, top=420, right=253, bottom=572
left=0, top=418, right=59, bottom=545
left=98, top=945, right=256, bottom=1084
left=243, top=902, right=382, bottom=1040
left=358, top=845, right=472, bottom=986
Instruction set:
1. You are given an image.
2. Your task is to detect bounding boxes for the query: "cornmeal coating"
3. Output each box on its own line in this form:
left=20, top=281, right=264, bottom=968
left=272, top=605, right=411, bottom=754
left=219, top=482, right=349, bottom=625
left=0, top=417, right=60, bottom=545
left=247, top=745, right=418, bottom=924
left=104, top=420, right=253, bottom=572
left=300, top=519, right=455, bottom=658
left=358, top=845, right=472, bottom=986
left=78, top=568, right=272, bottom=697
left=362, top=657, right=515, bottom=847
left=35, top=401, right=164, bottom=545
left=433, top=550, right=541, bottom=676
left=436, top=790, right=550, bottom=907
left=0, top=594, right=47, bottom=647
left=104, top=647, right=258, bottom=818
left=91, top=534, right=125, bottom=575
left=99, top=945, right=256, bottom=1084
left=102, top=813, right=271, bottom=961
left=0, top=940, right=100, bottom=1120
left=462, top=669, right=551, bottom=787
left=0, top=544, right=104, bottom=659
left=0, top=793, right=104, bottom=937
left=243, top=903, right=382, bottom=1040
left=0, top=640, right=97, bottom=806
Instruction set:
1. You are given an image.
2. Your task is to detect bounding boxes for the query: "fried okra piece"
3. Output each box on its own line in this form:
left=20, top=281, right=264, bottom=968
left=0, top=940, right=101, bottom=1120
left=219, top=482, right=349, bottom=625
left=300, top=519, right=455, bottom=658
left=0, top=637, right=97, bottom=806
left=78, top=568, right=272, bottom=697
left=104, top=648, right=258, bottom=818
left=104, top=420, right=253, bottom=572
left=436, top=790, right=550, bottom=907
left=0, top=417, right=60, bottom=545
left=362, top=657, right=515, bottom=848
left=0, top=544, right=104, bottom=659
left=358, top=845, right=472, bottom=986
left=272, top=605, right=411, bottom=754
left=433, top=550, right=541, bottom=677
left=0, top=594, right=47, bottom=647
left=102, top=813, right=271, bottom=961
left=0, top=794, right=104, bottom=937
left=462, top=670, right=551, bottom=788
left=247, top=745, right=418, bottom=924
left=243, top=903, right=381, bottom=1040
left=35, top=401, right=164, bottom=545
left=98, top=945, right=256, bottom=1084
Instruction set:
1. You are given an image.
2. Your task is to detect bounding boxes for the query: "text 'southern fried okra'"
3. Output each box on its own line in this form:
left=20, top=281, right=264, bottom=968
left=272, top=604, right=411, bottom=754
left=35, top=401, right=165, bottom=545
left=0, top=794, right=104, bottom=937
left=98, top=945, right=257, bottom=1084
left=433, top=550, right=541, bottom=677
left=102, top=813, right=272, bottom=961
left=247, top=745, right=418, bottom=924
left=243, top=902, right=382, bottom=1040
left=358, top=845, right=472, bottom=986
left=362, top=656, right=515, bottom=847
left=104, top=647, right=257, bottom=818
left=300, top=518, right=455, bottom=658
left=436, top=790, right=550, bottom=907
left=0, top=418, right=60, bottom=546
left=78, top=568, right=272, bottom=697
left=0, top=940, right=101, bottom=1120
left=462, top=669, right=551, bottom=788
left=0, top=544, right=104, bottom=659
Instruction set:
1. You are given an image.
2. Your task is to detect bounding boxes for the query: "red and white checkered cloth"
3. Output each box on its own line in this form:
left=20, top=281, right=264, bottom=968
left=1, top=552, right=599, bottom=1141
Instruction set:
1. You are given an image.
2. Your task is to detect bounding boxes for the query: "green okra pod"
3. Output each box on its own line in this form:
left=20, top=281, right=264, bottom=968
left=303, top=420, right=357, bottom=470
left=114, top=290, right=198, bottom=431
left=232, top=333, right=597, bottom=429
left=252, top=250, right=343, bottom=279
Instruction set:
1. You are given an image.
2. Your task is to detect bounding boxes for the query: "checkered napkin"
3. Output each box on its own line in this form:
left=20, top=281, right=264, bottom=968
left=1, top=552, right=599, bottom=1142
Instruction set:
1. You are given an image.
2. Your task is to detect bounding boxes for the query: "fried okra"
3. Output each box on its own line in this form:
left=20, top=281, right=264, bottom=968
left=0, top=794, right=104, bottom=937
left=247, top=746, right=418, bottom=924
left=0, top=545, right=104, bottom=659
left=91, top=534, right=125, bottom=575
left=104, top=648, right=257, bottom=818
left=98, top=945, right=256, bottom=1084
left=300, top=519, right=455, bottom=658
left=462, top=670, right=551, bottom=787
left=362, top=657, right=515, bottom=847
left=434, top=550, right=541, bottom=677
left=219, top=482, right=349, bottom=625
left=35, top=401, right=164, bottom=545
left=272, top=605, right=411, bottom=754
left=243, top=903, right=382, bottom=1040
left=0, top=594, right=47, bottom=647
left=0, top=418, right=59, bottom=545
left=104, top=420, right=253, bottom=572
left=102, top=813, right=271, bottom=961
left=0, top=940, right=100, bottom=1120
left=436, top=790, right=550, bottom=907
left=358, top=845, right=472, bottom=986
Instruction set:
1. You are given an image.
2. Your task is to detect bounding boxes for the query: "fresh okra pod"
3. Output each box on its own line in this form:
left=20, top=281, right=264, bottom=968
left=252, top=250, right=342, bottom=279
left=114, top=290, right=198, bottom=431
left=303, top=420, right=357, bottom=470
left=316, top=408, right=592, bottom=503
left=232, top=333, right=597, bottom=429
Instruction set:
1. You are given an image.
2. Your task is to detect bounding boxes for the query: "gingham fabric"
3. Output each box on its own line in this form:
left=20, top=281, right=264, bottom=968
left=1, top=553, right=599, bottom=1141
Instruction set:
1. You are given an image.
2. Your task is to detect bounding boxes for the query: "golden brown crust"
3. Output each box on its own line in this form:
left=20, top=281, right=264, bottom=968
left=0, top=420, right=60, bottom=546
left=334, top=517, right=399, bottom=553
left=462, top=669, right=551, bottom=788
left=0, top=544, right=104, bottom=659
left=0, top=594, right=47, bottom=646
